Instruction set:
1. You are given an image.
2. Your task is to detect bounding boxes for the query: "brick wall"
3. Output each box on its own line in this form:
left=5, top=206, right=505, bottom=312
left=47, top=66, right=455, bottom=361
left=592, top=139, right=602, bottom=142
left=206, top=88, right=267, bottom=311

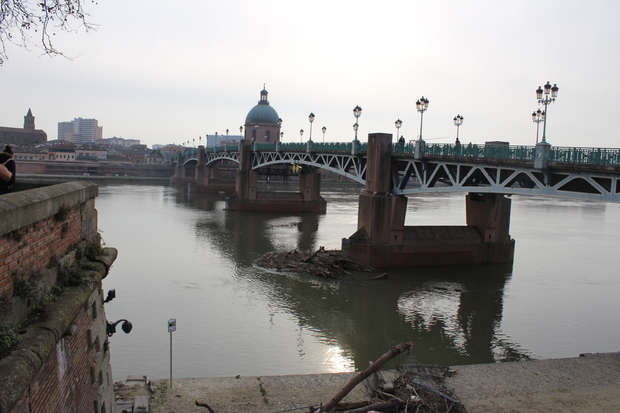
left=0, top=181, right=116, bottom=413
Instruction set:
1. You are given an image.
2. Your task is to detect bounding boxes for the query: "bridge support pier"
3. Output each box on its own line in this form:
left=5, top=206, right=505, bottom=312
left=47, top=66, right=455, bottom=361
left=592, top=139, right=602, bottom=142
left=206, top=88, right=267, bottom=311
left=342, top=133, right=515, bottom=268
left=226, top=141, right=326, bottom=212
left=170, top=152, right=195, bottom=185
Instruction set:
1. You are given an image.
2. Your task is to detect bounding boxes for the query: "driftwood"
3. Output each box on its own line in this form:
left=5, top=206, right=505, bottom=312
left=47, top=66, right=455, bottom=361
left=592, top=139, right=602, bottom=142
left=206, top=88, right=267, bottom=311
left=195, top=400, right=216, bottom=412
left=369, top=272, right=388, bottom=280
left=316, top=342, right=414, bottom=412
left=255, top=247, right=375, bottom=279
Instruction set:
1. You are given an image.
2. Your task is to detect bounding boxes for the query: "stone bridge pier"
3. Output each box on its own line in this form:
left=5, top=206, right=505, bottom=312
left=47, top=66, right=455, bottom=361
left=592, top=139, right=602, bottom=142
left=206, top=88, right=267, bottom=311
left=342, top=133, right=515, bottom=267
left=170, top=152, right=195, bottom=184
left=226, top=140, right=326, bottom=212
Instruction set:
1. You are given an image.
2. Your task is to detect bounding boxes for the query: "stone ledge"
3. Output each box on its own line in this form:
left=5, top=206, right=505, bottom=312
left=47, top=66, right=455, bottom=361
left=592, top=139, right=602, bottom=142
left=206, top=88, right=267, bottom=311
left=0, top=181, right=98, bottom=235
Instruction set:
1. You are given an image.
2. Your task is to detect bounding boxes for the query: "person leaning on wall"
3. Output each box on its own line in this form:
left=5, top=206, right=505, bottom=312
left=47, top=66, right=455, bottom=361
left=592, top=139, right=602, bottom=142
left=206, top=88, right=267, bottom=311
left=0, top=145, right=16, bottom=195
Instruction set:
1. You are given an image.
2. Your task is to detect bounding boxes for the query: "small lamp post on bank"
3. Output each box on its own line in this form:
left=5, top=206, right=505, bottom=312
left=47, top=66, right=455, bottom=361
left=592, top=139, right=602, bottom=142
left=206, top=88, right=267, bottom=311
left=322, top=126, right=326, bottom=143
left=168, top=318, right=176, bottom=389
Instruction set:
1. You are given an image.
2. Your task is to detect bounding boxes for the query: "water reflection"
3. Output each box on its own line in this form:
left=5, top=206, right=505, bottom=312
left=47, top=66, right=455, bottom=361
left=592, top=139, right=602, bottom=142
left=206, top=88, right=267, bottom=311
left=172, top=185, right=530, bottom=369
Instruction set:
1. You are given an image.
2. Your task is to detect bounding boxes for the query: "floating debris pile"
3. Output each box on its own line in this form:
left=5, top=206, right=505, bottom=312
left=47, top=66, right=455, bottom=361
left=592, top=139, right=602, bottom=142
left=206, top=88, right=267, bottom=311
left=254, top=247, right=375, bottom=278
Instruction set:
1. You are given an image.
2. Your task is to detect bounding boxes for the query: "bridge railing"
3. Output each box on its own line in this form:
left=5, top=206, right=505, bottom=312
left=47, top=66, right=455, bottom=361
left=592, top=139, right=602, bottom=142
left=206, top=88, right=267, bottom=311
left=204, top=145, right=239, bottom=153
left=420, top=143, right=536, bottom=160
left=550, top=147, right=620, bottom=166
left=186, top=142, right=620, bottom=167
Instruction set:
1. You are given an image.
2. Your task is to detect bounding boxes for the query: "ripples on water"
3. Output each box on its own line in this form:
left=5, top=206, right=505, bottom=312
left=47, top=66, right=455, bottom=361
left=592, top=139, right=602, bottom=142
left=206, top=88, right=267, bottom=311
left=97, top=183, right=620, bottom=380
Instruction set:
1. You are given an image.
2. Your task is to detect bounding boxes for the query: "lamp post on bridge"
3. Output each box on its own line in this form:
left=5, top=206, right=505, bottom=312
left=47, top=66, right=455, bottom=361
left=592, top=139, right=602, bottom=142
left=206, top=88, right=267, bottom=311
left=322, top=126, right=326, bottom=143
left=277, top=118, right=282, bottom=142
left=299, top=129, right=304, bottom=143
left=239, top=126, right=243, bottom=140
left=532, top=109, right=545, bottom=144
left=534, top=82, right=558, bottom=169
left=416, top=96, right=429, bottom=141
left=415, top=97, right=429, bottom=159
left=353, top=105, right=362, bottom=142
left=308, top=112, right=315, bottom=142
left=453, top=114, right=463, bottom=144
left=395, top=119, right=402, bottom=142
left=536, top=81, right=559, bottom=143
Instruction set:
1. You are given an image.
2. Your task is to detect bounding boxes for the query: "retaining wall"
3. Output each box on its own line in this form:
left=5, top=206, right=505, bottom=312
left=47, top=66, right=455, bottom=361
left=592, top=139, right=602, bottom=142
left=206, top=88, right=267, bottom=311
left=0, top=181, right=116, bottom=413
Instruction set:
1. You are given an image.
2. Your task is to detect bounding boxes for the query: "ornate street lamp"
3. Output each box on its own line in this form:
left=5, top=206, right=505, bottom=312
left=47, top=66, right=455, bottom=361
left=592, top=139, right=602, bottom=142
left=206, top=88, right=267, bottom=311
left=353, top=105, right=362, bottom=141
left=322, top=126, right=326, bottom=143
left=395, top=119, right=402, bottom=141
left=536, top=81, right=559, bottom=143
left=226, top=129, right=229, bottom=136
left=254, top=123, right=259, bottom=142
left=280, top=131, right=284, bottom=142
left=299, top=129, right=304, bottom=143
left=416, top=96, right=429, bottom=141
left=453, top=114, right=463, bottom=143
left=308, top=112, right=315, bottom=142
left=239, top=126, right=243, bottom=140
left=532, top=109, right=545, bottom=144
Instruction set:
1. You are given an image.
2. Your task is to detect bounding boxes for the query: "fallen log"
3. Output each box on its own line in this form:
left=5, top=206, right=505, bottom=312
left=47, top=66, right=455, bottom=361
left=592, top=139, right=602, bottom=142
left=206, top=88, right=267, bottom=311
left=302, top=246, right=325, bottom=263
left=316, top=341, right=414, bottom=413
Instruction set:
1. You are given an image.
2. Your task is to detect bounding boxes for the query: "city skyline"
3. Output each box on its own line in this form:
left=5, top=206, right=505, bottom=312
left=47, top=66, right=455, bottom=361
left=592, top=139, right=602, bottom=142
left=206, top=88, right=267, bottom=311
left=1, top=0, right=618, bottom=149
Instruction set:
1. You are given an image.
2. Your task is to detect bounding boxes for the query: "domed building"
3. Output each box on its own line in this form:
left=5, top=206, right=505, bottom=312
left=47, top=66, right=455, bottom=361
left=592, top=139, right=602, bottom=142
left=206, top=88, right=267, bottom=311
left=244, top=87, right=281, bottom=143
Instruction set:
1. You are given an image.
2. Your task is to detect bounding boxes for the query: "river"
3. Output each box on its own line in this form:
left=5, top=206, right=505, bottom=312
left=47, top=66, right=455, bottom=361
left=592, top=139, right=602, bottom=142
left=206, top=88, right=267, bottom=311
left=97, top=182, right=620, bottom=381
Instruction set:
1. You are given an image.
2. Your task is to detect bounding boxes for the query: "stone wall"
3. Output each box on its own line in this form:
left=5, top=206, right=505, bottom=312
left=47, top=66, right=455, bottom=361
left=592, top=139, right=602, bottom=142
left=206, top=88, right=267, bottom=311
left=0, top=181, right=116, bottom=413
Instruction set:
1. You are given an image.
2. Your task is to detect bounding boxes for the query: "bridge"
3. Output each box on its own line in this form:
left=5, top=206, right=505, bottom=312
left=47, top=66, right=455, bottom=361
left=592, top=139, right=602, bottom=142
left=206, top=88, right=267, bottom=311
left=177, top=138, right=620, bottom=203
left=172, top=134, right=620, bottom=268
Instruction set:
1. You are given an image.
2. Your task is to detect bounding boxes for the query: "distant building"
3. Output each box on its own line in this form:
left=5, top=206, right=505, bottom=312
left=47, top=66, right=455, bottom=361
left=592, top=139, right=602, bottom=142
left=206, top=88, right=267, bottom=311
left=95, top=136, right=140, bottom=148
left=48, top=143, right=77, bottom=161
left=75, top=145, right=108, bottom=161
left=117, top=147, right=152, bottom=164
left=0, top=109, right=48, bottom=146
left=205, top=133, right=243, bottom=147
left=58, top=117, right=103, bottom=144
left=13, top=146, right=48, bottom=161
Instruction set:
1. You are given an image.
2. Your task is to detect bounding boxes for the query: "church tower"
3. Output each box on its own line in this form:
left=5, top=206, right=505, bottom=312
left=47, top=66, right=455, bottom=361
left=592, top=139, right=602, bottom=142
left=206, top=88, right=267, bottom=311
left=24, top=108, right=35, bottom=130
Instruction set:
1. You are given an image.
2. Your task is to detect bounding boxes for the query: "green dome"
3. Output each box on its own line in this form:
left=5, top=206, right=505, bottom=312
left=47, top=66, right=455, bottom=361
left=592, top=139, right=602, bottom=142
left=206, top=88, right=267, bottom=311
left=245, top=88, right=280, bottom=125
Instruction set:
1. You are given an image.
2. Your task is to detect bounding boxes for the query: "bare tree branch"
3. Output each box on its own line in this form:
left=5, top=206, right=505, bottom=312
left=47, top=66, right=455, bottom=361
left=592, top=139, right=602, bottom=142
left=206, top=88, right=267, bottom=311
left=0, top=0, right=97, bottom=65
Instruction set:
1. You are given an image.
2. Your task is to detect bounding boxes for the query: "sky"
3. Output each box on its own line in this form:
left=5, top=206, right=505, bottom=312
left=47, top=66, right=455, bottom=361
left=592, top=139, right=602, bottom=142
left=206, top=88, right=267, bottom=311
left=1, top=0, right=618, bottom=149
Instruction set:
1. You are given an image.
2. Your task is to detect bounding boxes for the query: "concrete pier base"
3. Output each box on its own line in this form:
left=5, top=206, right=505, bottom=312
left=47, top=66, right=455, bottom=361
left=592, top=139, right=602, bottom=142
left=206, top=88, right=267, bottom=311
left=226, top=143, right=326, bottom=212
left=342, top=133, right=515, bottom=268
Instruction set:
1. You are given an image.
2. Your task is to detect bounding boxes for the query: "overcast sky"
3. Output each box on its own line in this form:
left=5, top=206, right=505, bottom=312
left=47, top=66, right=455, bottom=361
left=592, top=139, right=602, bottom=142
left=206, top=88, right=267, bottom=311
left=1, top=0, right=618, bottom=148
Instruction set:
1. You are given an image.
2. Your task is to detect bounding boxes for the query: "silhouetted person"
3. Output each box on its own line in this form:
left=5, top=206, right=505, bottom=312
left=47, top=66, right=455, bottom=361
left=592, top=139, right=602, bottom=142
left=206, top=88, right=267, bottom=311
left=0, top=145, right=15, bottom=195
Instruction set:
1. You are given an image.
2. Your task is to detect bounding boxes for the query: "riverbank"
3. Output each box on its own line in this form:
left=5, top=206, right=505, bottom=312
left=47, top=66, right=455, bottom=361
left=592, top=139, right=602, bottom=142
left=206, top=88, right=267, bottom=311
left=15, top=173, right=171, bottom=190
left=115, top=352, right=620, bottom=412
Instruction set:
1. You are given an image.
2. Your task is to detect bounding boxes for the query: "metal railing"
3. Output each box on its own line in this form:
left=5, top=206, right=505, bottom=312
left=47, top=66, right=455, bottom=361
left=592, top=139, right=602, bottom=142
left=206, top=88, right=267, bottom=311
left=186, top=142, right=620, bottom=167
